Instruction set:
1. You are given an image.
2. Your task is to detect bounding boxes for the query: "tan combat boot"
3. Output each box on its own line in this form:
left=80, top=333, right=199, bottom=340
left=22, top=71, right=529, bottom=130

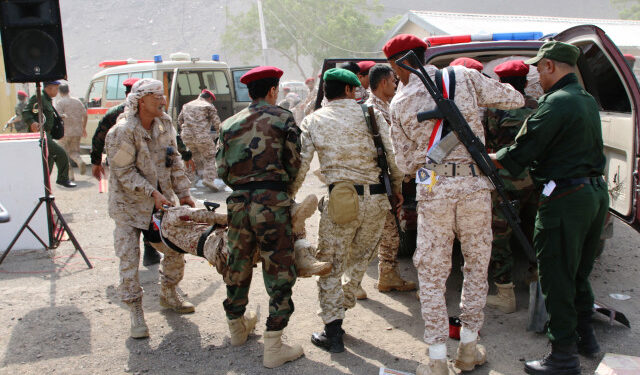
left=486, top=282, right=516, bottom=314
left=376, top=267, right=417, bottom=292
left=160, top=285, right=195, bottom=314
left=263, top=329, right=304, bottom=368
left=126, top=300, right=149, bottom=339
left=294, top=239, right=332, bottom=277
left=454, top=340, right=487, bottom=371
left=227, top=311, right=258, bottom=346
left=354, top=284, right=367, bottom=300
left=416, top=359, right=456, bottom=375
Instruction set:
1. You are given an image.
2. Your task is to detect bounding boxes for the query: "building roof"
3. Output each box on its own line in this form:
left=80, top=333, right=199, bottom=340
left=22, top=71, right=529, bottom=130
left=382, top=11, right=640, bottom=48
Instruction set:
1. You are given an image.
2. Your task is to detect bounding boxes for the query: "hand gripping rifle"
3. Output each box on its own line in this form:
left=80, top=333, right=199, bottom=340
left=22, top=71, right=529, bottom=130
left=395, top=51, right=536, bottom=264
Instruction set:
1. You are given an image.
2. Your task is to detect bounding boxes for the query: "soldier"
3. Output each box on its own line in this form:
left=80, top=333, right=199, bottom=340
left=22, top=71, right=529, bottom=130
left=363, top=64, right=416, bottom=294
left=177, top=89, right=221, bottom=191
left=302, top=77, right=317, bottom=117
left=291, top=68, right=403, bottom=353
left=23, top=81, right=76, bottom=188
left=339, top=61, right=368, bottom=104
left=55, top=84, right=88, bottom=180
left=384, top=34, right=524, bottom=375
left=90, top=77, right=165, bottom=267
left=13, top=90, right=28, bottom=132
left=105, top=78, right=196, bottom=339
left=450, top=57, right=484, bottom=72
left=356, top=60, right=375, bottom=103
left=216, top=66, right=304, bottom=369
left=492, top=41, right=609, bottom=375
left=484, top=60, right=538, bottom=314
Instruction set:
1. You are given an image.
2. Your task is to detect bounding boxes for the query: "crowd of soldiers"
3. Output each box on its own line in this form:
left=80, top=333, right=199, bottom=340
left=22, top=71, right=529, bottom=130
left=77, top=33, right=608, bottom=375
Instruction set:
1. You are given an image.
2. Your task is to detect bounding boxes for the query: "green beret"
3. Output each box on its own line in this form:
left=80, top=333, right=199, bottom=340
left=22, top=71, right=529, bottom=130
left=323, top=68, right=361, bottom=87
left=525, top=41, right=580, bottom=66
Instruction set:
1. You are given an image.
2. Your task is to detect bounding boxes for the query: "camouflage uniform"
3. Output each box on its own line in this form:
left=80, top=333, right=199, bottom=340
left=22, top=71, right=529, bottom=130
left=106, top=111, right=192, bottom=303
left=364, top=93, right=400, bottom=275
left=485, top=98, right=538, bottom=284
left=178, top=97, right=221, bottom=184
left=14, top=100, right=27, bottom=132
left=291, top=98, right=402, bottom=324
left=303, top=87, right=318, bottom=116
left=216, top=100, right=301, bottom=331
left=389, top=65, right=524, bottom=344
left=55, top=94, right=87, bottom=179
left=355, top=86, right=370, bottom=104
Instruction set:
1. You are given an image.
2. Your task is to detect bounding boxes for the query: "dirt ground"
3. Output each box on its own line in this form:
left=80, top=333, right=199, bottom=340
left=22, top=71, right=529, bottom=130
left=0, top=162, right=638, bottom=375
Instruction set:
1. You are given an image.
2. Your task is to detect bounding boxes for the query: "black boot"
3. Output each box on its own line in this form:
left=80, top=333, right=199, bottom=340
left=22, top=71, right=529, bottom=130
left=576, top=317, right=600, bottom=357
left=525, top=342, right=581, bottom=375
left=142, top=241, right=161, bottom=266
left=311, top=319, right=344, bottom=353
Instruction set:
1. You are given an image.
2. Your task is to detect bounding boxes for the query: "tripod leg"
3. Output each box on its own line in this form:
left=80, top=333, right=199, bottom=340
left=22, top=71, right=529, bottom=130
left=50, top=201, right=93, bottom=269
left=0, top=200, right=45, bottom=265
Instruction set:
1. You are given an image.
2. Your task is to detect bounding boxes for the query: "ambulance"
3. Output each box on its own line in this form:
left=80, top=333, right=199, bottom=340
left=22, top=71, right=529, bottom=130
left=82, top=52, right=254, bottom=148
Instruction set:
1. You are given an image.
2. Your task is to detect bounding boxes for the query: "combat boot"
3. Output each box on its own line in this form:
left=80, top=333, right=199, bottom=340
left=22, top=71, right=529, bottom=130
left=354, top=284, right=367, bottom=300
left=160, top=285, right=195, bottom=314
left=227, top=311, right=258, bottom=346
left=416, top=359, right=456, bottom=375
left=263, top=329, right=304, bottom=368
left=454, top=340, right=487, bottom=371
left=524, top=342, right=581, bottom=375
left=294, top=239, right=331, bottom=277
left=142, top=241, right=161, bottom=266
left=376, top=267, right=417, bottom=292
left=486, top=282, right=516, bottom=314
left=576, top=318, right=600, bottom=358
left=311, top=319, right=345, bottom=353
left=126, top=300, right=149, bottom=339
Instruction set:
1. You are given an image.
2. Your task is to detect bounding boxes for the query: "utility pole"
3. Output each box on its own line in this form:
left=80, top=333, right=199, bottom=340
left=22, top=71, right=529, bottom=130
left=257, top=0, right=268, bottom=66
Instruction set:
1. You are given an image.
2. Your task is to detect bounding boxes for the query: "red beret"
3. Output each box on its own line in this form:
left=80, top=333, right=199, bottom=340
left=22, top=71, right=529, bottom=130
left=17, top=90, right=28, bottom=98
left=624, top=54, right=636, bottom=62
left=305, top=77, right=315, bottom=84
left=201, top=89, right=216, bottom=101
left=240, top=66, right=283, bottom=84
left=123, top=77, right=140, bottom=87
left=357, top=61, right=376, bottom=74
left=450, top=57, right=484, bottom=72
left=494, top=60, right=530, bottom=78
left=383, top=34, right=428, bottom=59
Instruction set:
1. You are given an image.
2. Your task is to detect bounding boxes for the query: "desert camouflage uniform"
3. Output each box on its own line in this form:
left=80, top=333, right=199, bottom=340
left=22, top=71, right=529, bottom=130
left=291, top=98, right=403, bottom=324
left=355, top=86, right=370, bottom=104
left=303, top=87, right=318, bottom=116
left=216, top=100, right=301, bottom=331
left=106, top=112, right=191, bottom=303
left=55, top=95, right=87, bottom=179
left=389, top=65, right=524, bottom=344
left=365, top=93, right=400, bottom=274
left=178, top=97, right=221, bottom=184
left=485, top=98, right=538, bottom=284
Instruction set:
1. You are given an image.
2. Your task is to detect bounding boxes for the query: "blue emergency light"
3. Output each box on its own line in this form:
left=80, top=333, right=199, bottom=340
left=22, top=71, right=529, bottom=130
left=492, top=32, right=544, bottom=41
left=154, top=54, right=163, bottom=63
left=212, top=54, right=220, bottom=61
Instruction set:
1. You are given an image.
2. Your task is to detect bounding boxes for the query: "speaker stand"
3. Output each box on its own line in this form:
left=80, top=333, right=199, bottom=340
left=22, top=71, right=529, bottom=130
left=0, top=82, right=92, bottom=269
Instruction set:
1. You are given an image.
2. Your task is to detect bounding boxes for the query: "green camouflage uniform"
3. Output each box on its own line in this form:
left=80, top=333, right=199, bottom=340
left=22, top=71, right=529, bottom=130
left=216, top=100, right=301, bottom=331
left=485, top=97, right=538, bottom=284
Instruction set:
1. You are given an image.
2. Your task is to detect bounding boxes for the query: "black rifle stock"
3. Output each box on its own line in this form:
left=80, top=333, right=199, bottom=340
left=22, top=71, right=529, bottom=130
left=395, top=51, right=536, bottom=263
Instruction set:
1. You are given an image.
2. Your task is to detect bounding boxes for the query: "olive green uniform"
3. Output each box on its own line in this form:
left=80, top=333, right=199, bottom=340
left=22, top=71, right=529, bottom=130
left=496, top=73, right=609, bottom=347
left=22, top=91, right=70, bottom=183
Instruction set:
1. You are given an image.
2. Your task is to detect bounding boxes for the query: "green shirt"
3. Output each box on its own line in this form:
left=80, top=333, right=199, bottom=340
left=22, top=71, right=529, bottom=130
left=496, top=73, right=605, bottom=186
left=22, top=90, right=55, bottom=134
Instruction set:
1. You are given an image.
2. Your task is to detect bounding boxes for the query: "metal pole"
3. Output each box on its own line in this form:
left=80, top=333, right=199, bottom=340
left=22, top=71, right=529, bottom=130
left=257, top=0, right=268, bottom=66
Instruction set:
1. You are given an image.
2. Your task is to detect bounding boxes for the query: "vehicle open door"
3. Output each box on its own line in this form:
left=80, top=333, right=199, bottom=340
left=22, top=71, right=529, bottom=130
left=555, top=25, right=640, bottom=231
left=230, top=66, right=256, bottom=115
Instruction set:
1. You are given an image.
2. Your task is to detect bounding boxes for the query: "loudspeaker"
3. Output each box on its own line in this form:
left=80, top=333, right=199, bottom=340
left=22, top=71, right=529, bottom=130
left=0, top=0, right=66, bottom=83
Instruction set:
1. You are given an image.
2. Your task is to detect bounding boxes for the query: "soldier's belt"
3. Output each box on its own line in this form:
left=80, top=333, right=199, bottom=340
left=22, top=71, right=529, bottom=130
left=423, top=162, right=483, bottom=177
left=230, top=181, right=288, bottom=191
left=328, top=183, right=386, bottom=195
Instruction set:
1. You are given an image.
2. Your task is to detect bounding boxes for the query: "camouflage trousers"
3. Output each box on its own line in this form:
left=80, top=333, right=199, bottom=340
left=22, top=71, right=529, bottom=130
left=415, top=189, right=492, bottom=345
left=224, top=190, right=297, bottom=331
left=113, top=223, right=185, bottom=303
left=490, top=188, right=538, bottom=284
left=182, top=133, right=217, bottom=184
left=317, top=192, right=388, bottom=324
left=59, top=136, right=83, bottom=179
left=378, top=211, right=400, bottom=273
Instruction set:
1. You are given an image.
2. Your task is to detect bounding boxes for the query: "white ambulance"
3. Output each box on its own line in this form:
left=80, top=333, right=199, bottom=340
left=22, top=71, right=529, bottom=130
left=82, top=52, right=254, bottom=148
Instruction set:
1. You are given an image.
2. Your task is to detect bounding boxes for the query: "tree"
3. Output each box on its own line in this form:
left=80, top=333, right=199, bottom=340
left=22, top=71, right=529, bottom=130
left=612, top=0, right=640, bottom=19
left=222, top=0, right=399, bottom=78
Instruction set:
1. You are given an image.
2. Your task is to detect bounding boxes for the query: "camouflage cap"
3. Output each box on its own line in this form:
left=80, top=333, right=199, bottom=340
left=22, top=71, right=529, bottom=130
left=323, top=68, right=361, bottom=87
left=525, top=41, right=580, bottom=66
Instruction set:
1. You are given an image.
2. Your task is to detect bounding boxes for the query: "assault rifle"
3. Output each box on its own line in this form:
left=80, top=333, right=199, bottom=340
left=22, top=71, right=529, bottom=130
left=361, top=104, right=401, bottom=229
left=395, top=51, right=536, bottom=264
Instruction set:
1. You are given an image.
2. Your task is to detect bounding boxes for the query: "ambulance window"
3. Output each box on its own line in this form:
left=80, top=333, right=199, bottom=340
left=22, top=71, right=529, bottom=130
left=131, top=71, right=152, bottom=79
left=577, top=42, right=631, bottom=113
left=106, top=73, right=129, bottom=100
left=177, top=72, right=201, bottom=95
left=212, top=71, right=231, bottom=94
left=232, top=70, right=251, bottom=102
left=86, top=80, right=104, bottom=108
